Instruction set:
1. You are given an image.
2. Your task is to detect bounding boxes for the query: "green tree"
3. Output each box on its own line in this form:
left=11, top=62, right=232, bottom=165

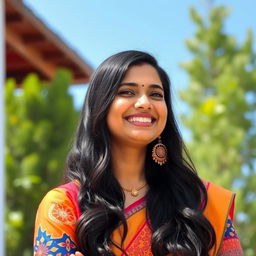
left=180, top=5, right=256, bottom=255
left=5, top=70, right=79, bottom=256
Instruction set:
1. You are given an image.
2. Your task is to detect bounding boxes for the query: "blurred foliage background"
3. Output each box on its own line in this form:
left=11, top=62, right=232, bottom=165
left=180, top=6, right=256, bottom=255
left=5, top=70, right=78, bottom=256
left=4, top=4, right=256, bottom=256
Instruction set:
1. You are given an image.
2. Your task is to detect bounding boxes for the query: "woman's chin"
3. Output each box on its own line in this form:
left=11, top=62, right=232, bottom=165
left=125, top=133, right=157, bottom=145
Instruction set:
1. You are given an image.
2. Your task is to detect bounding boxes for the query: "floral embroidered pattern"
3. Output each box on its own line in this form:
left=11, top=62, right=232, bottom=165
left=35, top=243, right=49, bottom=256
left=218, top=218, right=243, bottom=255
left=224, top=218, right=239, bottom=240
left=34, top=226, right=76, bottom=256
left=218, top=239, right=244, bottom=256
left=125, top=223, right=152, bottom=256
left=48, top=202, right=76, bottom=225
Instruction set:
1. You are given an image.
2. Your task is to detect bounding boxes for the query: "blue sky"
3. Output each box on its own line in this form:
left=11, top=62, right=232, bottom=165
left=23, top=0, right=256, bottom=136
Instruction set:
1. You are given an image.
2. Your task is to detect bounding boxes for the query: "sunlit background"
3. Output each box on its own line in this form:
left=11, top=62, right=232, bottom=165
left=2, top=0, right=256, bottom=255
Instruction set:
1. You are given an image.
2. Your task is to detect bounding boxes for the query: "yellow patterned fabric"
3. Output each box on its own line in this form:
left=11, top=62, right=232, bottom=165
left=33, top=181, right=243, bottom=255
left=33, top=183, right=80, bottom=256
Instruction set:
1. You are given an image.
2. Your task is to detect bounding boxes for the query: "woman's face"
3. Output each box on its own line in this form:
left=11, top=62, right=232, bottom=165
left=106, top=63, right=168, bottom=147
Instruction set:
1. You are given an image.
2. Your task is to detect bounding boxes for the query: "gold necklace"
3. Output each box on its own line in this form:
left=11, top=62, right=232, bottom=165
left=121, top=183, right=147, bottom=197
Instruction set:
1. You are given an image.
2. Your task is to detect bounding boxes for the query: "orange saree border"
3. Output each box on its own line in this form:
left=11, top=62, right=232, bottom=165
left=111, top=181, right=235, bottom=256
left=204, top=182, right=235, bottom=256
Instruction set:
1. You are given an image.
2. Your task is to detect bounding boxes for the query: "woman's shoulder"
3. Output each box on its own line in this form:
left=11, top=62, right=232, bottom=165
left=203, top=180, right=235, bottom=208
left=37, top=180, right=81, bottom=219
left=205, top=180, right=233, bottom=192
left=206, top=180, right=235, bottom=219
left=201, top=180, right=235, bottom=217
left=33, top=181, right=80, bottom=254
left=203, top=180, right=234, bottom=199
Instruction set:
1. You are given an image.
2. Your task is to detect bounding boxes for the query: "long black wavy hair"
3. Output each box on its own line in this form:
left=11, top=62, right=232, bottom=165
left=65, top=50, right=216, bottom=256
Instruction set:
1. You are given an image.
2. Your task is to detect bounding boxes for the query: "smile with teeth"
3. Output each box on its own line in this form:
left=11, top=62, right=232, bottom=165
left=126, top=116, right=156, bottom=127
left=128, top=117, right=152, bottom=123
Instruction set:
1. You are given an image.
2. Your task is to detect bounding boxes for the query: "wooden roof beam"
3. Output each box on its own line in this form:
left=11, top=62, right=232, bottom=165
left=7, top=0, right=93, bottom=78
left=22, top=33, right=45, bottom=43
left=6, top=26, right=56, bottom=79
left=6, top=13, right=22, bottom=23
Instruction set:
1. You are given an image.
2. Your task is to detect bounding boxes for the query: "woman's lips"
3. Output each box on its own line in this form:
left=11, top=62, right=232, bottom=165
left=125, top=115, right=156, bottom=127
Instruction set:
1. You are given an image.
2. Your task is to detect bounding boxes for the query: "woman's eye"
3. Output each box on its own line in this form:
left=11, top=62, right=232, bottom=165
left=117, top=90, right=134, bottom=96
left=151, top=92, right=164, bottom=98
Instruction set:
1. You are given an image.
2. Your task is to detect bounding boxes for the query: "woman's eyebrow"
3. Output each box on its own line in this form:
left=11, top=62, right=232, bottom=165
left=119, top=82, right=163, bottom=91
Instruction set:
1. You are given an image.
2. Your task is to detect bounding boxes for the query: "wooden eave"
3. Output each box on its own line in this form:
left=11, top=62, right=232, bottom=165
left=5, top=0, right=94, bottom=85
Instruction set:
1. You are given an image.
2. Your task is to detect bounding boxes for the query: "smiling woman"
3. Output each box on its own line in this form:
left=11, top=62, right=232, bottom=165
left=107, top=64, right=167, bottom=148
left=33, top=50, right=243, bottom=256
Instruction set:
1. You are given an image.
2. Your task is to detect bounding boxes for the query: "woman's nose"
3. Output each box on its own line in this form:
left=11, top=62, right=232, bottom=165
left=134, top=95, right=152, bottom=110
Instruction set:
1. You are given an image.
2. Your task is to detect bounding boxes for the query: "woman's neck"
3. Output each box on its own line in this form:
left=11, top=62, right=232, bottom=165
left=111, top=143, right=147, bottom=188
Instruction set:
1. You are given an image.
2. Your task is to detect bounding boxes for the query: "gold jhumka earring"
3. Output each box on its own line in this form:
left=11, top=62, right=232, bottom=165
left=152, top=136, right=167, bottom=165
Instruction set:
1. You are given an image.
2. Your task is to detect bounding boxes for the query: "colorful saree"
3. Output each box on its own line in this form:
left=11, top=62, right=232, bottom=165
left=33, top=181, right=243, bottom=256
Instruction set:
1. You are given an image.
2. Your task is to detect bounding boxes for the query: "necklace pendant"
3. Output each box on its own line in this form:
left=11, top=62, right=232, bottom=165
left=131, top=188, right=139, bottom=197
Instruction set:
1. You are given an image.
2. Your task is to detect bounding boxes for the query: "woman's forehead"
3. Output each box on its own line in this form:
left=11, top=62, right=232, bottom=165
left=121, top=64, right=162, bottom=84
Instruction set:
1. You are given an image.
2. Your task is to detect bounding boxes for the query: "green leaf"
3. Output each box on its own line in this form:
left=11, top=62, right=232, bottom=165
left=180, top=5, right=256, bottom=253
